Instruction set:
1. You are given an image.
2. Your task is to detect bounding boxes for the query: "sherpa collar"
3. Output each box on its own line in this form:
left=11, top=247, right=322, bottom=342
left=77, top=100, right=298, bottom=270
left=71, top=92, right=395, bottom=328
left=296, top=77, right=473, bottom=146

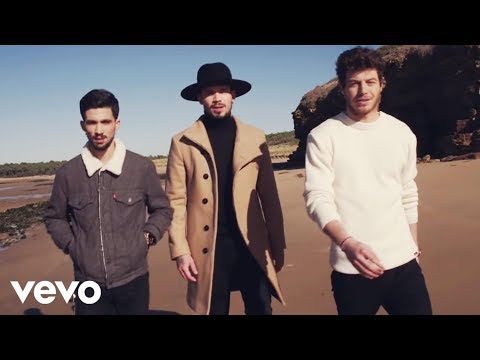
left=81, top=138, right=126, bottom=177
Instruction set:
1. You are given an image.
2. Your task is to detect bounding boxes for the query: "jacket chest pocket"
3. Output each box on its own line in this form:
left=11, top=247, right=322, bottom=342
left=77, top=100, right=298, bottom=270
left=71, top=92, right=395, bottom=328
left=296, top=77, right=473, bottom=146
left=68, top=194, right=94, bottom=229
left=112, top=190, right=145, bottom=230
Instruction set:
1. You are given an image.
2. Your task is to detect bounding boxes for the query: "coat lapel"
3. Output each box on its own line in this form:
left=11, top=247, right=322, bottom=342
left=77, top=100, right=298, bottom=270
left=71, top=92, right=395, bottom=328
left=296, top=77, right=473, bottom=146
left=233, top=117, right=262, bottom=173
left=182, top=119, right=214, bottom=159
left=181, top=116, right=262, bottom=173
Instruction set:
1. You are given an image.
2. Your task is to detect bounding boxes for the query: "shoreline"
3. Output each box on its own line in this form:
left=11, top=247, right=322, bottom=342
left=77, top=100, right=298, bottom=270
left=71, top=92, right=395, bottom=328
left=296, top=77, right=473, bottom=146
left=1, top=157, right=478, bottom=249
left=0, top=175, right=54, bottom=184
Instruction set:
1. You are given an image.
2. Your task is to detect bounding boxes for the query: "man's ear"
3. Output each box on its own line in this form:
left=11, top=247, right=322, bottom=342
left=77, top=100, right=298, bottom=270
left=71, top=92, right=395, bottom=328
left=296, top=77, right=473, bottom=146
left=381, top=77, right=387, bottom=91
left=80, top=121, right=86, bottom=131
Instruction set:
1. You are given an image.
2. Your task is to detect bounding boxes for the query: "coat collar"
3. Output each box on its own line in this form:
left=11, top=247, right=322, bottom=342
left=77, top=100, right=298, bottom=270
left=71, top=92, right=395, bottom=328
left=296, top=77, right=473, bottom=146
left=233, top=117, right=262, bottom=172
left=81, top=138, right=126, bottom=177
left=182, top=116, right=262, bottom=173
left=183, top=117, right=214, bottom=157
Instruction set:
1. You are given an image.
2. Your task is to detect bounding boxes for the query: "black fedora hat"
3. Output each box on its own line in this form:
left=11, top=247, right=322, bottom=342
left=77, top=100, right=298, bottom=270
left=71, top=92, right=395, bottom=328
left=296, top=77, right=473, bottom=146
left=181, top=62, right=252, bottom=101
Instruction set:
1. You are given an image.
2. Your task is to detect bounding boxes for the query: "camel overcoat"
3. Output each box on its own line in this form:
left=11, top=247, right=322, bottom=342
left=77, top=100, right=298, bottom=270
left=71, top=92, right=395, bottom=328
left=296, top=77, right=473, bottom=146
left=165, top=116, right=286, bottom=314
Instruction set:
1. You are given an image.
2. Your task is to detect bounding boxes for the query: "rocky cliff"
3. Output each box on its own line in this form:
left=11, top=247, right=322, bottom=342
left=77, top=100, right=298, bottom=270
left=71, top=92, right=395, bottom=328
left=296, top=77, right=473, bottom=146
left=289, top=45, right=480, bottom=165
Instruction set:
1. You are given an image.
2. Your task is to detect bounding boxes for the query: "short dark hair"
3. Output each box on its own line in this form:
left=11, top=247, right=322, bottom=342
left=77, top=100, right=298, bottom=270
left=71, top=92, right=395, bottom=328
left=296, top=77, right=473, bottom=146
left=335, top=46, right=386, bottom=88
left=80, top=89, right=119, bottom=120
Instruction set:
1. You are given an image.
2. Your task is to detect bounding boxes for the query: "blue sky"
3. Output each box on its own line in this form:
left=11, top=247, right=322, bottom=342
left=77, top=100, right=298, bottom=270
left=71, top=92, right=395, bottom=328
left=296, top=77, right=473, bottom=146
left=0, top=45, right=380, bottom=165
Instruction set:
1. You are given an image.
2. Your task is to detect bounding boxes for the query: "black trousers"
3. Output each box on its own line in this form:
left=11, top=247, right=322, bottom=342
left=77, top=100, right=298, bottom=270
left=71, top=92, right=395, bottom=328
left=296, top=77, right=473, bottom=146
left=74, top=272, right=150, bottom=315
left=331, top=259, right=432, bottom=315
left=209, top=233, right=272, bottom=315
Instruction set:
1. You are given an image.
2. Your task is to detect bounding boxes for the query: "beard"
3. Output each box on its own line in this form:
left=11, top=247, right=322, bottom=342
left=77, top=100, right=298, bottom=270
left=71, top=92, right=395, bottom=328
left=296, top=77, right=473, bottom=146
left=88, top=136, right=115, bottom=152
left=209, top=112, right=230, bottom=119
left=204, top=104, right=232, bottom=120
left=347, top=96, right=381, bottom=118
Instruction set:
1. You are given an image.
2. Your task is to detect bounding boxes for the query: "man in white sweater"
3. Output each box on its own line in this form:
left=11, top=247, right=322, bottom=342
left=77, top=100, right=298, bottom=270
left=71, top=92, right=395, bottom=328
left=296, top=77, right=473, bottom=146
left=304, top=46, right=432, bottom=315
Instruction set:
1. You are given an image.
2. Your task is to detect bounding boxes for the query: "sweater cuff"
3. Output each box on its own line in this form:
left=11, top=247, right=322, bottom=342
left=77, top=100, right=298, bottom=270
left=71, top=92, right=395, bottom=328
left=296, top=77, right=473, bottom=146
left=318, top=214, right=341, bottom=230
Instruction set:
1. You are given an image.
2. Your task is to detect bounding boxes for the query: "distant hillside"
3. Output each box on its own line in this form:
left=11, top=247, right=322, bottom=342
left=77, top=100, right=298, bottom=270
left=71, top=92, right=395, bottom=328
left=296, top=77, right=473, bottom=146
left=147, top=155, right=167, bottom=160
left=266, top=131, right=298, bottom=159
left=266, top=131, right=298, bottom=146
left=153, top=130, right=298, bottom=168
left=0, top=161, right=66, bottom=178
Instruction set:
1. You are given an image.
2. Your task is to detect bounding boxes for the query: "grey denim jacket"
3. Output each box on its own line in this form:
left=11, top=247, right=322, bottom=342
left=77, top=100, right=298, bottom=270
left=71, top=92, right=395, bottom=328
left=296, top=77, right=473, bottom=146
left=44, top=150, right=173, bottom=289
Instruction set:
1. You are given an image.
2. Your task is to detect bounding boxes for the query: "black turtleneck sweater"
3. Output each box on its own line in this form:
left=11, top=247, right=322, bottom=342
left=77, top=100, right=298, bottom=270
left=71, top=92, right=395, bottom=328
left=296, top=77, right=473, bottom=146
left=201, top=115, right=240, bottom=237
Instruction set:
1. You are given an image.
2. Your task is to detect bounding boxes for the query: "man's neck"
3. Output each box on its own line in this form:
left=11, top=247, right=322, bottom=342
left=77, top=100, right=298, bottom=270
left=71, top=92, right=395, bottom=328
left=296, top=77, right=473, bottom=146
left=346, top=109, right=381, bottom=123
left=202, top=114, right=233, bottom=128
left=89, top=141, right=116, bottom=165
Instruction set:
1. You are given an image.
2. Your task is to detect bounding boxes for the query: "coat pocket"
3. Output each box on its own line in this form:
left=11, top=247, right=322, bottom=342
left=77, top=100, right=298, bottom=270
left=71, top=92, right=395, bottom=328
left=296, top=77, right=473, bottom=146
left=68, top=194, right=94, bottom=230
left=112, top=190, right=145, bottom=237
left=67, top=194, right=94, bottom=274
left=69, top=196, right=93, bottom=210
left=113, top=191, right=143, bottom=206
left=112, top=190, right=147, bottom=268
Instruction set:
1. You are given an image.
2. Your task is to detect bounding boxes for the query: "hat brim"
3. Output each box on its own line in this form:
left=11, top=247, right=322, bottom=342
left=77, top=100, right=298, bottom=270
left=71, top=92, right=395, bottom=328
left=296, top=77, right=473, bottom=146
left=181, top=79, right=252, bottom=101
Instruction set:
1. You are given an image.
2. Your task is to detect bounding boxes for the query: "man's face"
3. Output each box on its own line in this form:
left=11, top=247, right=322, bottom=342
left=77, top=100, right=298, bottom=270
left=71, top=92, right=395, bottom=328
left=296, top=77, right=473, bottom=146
left=198, top=84, right=236, bottom=119
left=81, top=107, right=120, bottom=151
left=343, top=68, right=384, bottom=121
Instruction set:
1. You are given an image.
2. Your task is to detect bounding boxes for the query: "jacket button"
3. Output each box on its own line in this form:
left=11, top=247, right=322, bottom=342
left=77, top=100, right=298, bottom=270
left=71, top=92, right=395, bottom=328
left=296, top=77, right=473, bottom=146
left=203, top=225, right=209, bottom=231
left=202, top=248, right=208, bottom=254
left=202, top=198, right=208, bottom=204
left=203, top=174, right=209, bottom=179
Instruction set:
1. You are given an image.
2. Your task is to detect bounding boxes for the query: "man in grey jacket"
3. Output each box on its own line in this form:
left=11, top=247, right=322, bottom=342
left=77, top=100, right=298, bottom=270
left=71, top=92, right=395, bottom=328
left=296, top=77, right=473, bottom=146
left=44, top=89, right=173, bottom=315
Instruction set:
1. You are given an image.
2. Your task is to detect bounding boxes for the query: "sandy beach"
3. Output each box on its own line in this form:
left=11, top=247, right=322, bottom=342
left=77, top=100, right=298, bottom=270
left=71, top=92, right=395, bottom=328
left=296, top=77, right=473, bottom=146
left=1, top=159, right=479, bottom=315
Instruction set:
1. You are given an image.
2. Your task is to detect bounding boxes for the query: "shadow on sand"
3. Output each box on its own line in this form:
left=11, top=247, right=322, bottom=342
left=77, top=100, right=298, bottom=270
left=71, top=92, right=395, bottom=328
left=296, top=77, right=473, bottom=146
left=272, top=162, right=304, bottom=171
left=148, top=309, right=180, bottom=315
left=24, top=308, right=44, bottom=315
left=22, top=307, right=180, bottom=315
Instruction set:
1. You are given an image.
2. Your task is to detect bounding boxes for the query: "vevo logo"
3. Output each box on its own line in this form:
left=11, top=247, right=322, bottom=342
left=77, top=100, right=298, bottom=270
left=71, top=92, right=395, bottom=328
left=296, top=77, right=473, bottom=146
left=11, top=281, right=101, bottom=305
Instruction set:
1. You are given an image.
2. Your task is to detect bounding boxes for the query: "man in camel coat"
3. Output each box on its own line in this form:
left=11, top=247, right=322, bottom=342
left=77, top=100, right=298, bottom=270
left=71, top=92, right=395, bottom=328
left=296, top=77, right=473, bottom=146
left=165, top=62, right=286, bottom=315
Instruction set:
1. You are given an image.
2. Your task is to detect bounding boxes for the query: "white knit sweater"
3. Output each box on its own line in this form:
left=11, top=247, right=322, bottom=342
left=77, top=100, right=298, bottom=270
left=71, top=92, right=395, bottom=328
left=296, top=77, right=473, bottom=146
left=304, top=111, right=420, bottom=274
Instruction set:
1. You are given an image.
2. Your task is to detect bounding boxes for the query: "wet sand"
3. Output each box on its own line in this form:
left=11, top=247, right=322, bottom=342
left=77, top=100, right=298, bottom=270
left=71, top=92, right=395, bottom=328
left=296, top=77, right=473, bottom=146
left=1, top=159, right=480, bottom=315
left=0, top=177, right=53, bottom=212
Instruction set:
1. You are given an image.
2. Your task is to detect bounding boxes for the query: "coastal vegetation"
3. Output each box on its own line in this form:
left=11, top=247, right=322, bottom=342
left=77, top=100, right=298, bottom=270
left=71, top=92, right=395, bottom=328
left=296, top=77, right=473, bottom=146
left=266, top=131, right=298, bottom=146
left=0, top=202, right=47, bottom=248
left=0, top=131, right=299, bottom=178
left=0, top=161, right=66, bottom=178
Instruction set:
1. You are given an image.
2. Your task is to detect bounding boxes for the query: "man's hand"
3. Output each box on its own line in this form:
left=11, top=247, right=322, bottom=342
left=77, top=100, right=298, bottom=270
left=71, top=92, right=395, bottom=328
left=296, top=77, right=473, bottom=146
left=272, top=248, right=285, bottom=272
left=143, top=231, right=156, bottom=249
left=342, top=237, right=385, bottom=279
left=176, top=254, right=198, bottom=282
left=415, top=250, right=421, bottom=264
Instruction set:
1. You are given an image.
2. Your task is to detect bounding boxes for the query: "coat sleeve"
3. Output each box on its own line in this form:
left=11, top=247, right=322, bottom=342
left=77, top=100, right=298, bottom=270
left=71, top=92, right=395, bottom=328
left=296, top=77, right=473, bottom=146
left=44, top=171, right=76, bottom=254
left=143, top=159, right=173, bottom=243
left=257, top=136, right=286, bottom=257
left=165, top=137, right=191, bottom=260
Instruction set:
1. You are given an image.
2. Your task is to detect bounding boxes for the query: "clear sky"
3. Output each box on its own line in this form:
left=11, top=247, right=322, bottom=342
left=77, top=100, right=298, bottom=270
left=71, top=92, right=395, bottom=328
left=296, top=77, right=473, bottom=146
left=0, top=45, right=380, bottom=165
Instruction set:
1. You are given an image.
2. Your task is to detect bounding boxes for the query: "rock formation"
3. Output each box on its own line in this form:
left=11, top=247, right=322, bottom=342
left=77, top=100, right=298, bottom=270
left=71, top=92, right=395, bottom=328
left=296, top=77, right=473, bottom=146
left=289, top=45, right=480, bottom=165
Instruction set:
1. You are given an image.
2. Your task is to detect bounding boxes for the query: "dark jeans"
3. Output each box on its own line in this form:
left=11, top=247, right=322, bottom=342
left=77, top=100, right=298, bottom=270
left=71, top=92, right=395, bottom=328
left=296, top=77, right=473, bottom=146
left=209, top=233, right=272, bottom=315
left=331, top=259, right=432, bottom=315
left=74, top=272, right=149, bottom=315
